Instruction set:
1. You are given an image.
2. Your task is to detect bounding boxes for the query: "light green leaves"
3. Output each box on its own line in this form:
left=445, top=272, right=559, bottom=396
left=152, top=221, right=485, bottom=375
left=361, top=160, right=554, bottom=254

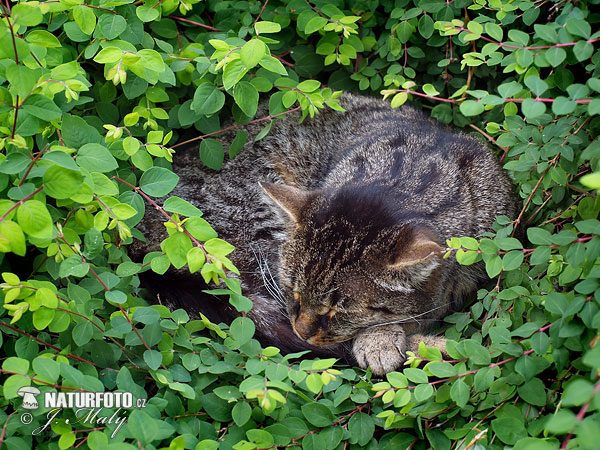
left=73, top=5, right=97, bottom=35
left=254, top=21, right=281, bottom=34
left=240, top=39, right=266, bottom=69
left=459, top=100, right=484, bottom=116
left=43, top=166, right=83, bottom=199
left=16, top=201, right=53, bottom=240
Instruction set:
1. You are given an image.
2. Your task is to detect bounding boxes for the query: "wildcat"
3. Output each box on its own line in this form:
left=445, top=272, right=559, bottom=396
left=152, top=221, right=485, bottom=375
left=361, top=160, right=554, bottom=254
left=133, top=92, right=518, bottom=375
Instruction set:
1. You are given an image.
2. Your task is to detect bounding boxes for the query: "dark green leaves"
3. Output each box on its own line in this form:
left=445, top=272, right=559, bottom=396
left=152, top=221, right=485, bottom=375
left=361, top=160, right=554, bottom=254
left=192, top=83, right=226, bottom=115
left=199, top=139, right=225, bottom=171
left=234, top=82, right=259, bottom=117
left=77, top=143, right=118, bottom=173
left=140, top=167, right=179, bottom=197
left=301, top=403, right=335, bottom=427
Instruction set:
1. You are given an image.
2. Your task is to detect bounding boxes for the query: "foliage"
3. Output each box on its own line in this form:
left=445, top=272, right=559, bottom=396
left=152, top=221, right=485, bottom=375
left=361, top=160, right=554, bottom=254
left=0, top=0, right=599, bottom=449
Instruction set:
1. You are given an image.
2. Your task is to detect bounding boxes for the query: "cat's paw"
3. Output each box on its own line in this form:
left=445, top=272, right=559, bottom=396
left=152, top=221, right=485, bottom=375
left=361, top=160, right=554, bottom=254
left=352, top=326, right=407, bottom=376
left=407, top=333, right=449, bottom=359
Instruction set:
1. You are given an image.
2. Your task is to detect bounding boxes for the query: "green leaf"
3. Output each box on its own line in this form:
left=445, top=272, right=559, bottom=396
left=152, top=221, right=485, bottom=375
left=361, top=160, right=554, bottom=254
left=297, top=80, right=321, bottom=92
left=450, top=379, right=469, bottom=408
left=544, top=47, right=566, bottom=67
left=94, top=47, right=123, bottom=64
left=348, top=413, right=374, bottom=446
left=163, top=196, right=203, bottom=217
left=230, top=317, right=255, bottom=345
left=301, top=403, right=335, bottom=427
left=427, top=362, right=456, bottom=378
left=240, top=39, right=266, bottom=69
left=22, top=95, right=63, bottom=121
left=33, top=357, right=59, bottom=382
left=0, top=221, right=26, bottom=256
left=2, top=357, right=30, bottom=374
left=485, top=22, right=503, bottom=41
left=77, top=143, right=118, bottom=173
left=12, top=3, right=43, bottom=27
left=139, top=167, right=180, bottom=197
left=552, top=96, right=576, bottom=115
left=521, top=99, right=546, bottom=118
left=205, top=238, right=234, bottom=257
left=573, top=41, right=593, bottom=62
left=191, top=83, right=226, bottom=115
left=562, top=379, right=594, bottom=406
left=492, top=417, right=525, bottom=445
left=459, top=100, right=484, bottom=116
left=98, top=14, right=127, bottom=40
left=43, top=166, right=83, bottom=199
left=305, top=16, right=328, bottom=34
left=136, top=4, right=160, bottom=22
left=72, top=322, right=93, bottom=346
left=259, top=55, right=288, bottom=76
left=144, top=349, right=162, bottom=370
left=26, top=30, right=61, bottom=48
left=128, top=410, right=157, bottom=445
left=73, top=5, right=97, bottom=35
left=16, top=200, right=53, bottom=240
left=418, top=15, right=434, bottom=39
left=404, top=368, right=428, bottom=384
left=517, top=377, right=546, bottom=406
left=255, top=21, right=281, bottom=34
left=232, top=402, right=252, bottom=426
left=185, top=217, right=218, bottom=241
left=162, top=232, right=192, bottom=269
left=187, top=247, right=206, bottom=273
left=566, top=18, right=591, bottom=39
left=6, top=65, right=37, bottom=98
left=229, top=130, right=248, bottom=159
left=223, top=60, right=248, bottom=91
left=524, top=76, right=548, bottom=96
left=508, top=29, right=529, bottom=46
left=234, top=81, right=259, bottom=117
left=199, top=139, right=225, bottom=171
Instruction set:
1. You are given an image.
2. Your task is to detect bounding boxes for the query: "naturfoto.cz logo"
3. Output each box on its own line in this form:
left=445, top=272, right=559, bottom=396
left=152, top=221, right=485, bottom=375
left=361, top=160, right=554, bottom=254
left=18, top=390, right=146, bottom=438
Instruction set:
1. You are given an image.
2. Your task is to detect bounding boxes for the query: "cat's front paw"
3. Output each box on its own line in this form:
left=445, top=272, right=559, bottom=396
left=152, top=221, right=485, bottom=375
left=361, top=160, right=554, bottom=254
left=352, top=326, right=407, bottom=376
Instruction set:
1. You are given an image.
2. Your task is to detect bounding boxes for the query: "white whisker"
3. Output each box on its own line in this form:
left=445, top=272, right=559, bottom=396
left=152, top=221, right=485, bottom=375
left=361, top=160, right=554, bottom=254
left=366, top=301, right=452, bottom=329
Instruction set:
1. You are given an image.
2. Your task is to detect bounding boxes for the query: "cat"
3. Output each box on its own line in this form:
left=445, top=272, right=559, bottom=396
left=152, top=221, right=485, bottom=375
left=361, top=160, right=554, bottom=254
left=132, top=92, right=519, bottom=375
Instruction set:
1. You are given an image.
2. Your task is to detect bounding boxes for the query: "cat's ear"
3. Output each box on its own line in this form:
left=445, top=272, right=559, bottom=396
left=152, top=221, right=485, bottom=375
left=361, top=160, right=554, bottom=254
left=388, top=230, right=443, bottom=269
left=260, top=182, right=312, bottom=222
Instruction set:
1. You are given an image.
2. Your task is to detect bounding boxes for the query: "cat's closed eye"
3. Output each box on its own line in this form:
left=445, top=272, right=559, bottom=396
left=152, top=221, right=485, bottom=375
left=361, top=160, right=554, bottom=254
left=319, top=314, right=329, bottom=329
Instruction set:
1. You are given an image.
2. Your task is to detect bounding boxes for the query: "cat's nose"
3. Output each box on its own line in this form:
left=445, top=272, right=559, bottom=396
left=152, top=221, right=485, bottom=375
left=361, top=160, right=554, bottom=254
left=293, top=313, right=316, bottom=340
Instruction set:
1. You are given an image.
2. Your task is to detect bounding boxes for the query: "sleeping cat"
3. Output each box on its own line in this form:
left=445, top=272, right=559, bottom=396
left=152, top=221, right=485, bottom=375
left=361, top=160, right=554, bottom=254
left=133, top=92, right=518, bottom=375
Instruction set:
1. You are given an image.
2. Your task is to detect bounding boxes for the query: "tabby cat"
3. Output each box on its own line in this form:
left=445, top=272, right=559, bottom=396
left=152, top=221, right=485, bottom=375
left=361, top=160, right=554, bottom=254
left=134, top=93, right=518, bottom=375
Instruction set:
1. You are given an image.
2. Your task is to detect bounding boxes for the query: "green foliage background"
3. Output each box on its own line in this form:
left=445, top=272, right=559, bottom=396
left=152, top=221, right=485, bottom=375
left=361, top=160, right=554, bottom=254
left=0, top=0, right=599, bottom=448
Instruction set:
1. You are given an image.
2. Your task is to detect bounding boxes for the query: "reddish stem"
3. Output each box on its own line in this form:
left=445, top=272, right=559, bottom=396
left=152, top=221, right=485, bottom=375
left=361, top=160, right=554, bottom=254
left=0, top=320, right=98, bottom=366
left=0, top=185, right=44, bottom=222
left=0, top=369, right=90, bottom=391
left=167, top=15, right=220, bottom=32
left=171, top=105, right=301, bottom=149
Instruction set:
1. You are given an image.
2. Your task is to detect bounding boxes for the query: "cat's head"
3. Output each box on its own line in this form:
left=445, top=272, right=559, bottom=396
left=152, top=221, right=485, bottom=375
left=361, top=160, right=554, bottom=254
left=261, top=182, right=444, bottom=347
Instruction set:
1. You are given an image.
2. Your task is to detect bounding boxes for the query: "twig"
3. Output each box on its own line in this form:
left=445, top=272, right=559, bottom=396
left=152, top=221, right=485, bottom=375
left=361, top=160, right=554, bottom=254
left=167, top=15, right=220, bottom=32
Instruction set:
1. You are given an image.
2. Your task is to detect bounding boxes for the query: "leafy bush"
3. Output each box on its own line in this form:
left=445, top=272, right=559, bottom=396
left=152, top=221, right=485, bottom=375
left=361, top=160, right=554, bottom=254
left=0, top=0, right=599, bottom=449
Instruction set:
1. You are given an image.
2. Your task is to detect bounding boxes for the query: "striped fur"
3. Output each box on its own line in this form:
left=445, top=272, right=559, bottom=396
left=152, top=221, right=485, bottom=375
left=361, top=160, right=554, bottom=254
left=132, top=93, right=518, bottom=375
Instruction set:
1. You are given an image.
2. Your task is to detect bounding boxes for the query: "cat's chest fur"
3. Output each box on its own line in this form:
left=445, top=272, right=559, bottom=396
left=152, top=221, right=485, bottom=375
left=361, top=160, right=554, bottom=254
left=134, top=92, right=518, bottom=374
